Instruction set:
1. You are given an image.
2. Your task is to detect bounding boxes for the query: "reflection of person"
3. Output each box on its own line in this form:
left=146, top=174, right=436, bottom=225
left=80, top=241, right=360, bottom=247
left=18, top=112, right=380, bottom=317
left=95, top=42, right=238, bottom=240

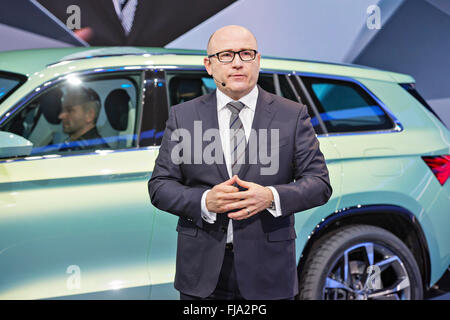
left=58, top=86, right=109, bottom=151
left=148, top=25, right=332, bottom=300
left=37, top=0, right=236, bottom=46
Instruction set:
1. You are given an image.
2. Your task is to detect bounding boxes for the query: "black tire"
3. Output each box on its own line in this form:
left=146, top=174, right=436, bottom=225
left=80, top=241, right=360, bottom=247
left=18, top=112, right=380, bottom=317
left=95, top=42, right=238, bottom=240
left=298, top=225, right=423, bottom=300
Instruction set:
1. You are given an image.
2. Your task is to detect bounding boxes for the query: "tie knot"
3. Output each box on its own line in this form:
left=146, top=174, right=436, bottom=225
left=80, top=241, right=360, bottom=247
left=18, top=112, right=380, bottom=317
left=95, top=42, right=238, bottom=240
left=226, top=101, right=245, bottom=114
left=120, top=0, right=129, bottom=10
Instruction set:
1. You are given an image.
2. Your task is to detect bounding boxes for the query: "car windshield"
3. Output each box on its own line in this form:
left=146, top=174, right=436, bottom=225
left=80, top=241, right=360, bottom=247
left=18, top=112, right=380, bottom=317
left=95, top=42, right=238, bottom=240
left=0, top=72, right=27, bottom=104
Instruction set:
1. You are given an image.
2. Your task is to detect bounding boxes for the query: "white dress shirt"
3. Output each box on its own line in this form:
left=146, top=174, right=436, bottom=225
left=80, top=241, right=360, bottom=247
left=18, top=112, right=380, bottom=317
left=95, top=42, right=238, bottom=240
left=200, top=86, right=282, bottom=243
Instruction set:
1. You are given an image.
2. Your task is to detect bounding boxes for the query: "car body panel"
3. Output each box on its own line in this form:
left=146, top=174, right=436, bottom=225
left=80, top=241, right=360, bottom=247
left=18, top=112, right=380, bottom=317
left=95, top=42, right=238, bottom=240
left=0, top=148, right=158, bottom=299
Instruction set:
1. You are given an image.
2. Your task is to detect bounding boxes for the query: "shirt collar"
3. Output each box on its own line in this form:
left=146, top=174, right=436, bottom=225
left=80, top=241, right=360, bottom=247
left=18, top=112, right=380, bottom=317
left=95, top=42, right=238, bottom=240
left=216, top=85, right=259, bottom=112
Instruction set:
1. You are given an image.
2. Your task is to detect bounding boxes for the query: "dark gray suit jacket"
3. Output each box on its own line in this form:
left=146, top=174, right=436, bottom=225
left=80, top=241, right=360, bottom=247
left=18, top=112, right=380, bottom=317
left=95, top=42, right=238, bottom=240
left=148, top=86, right=332, bottom=299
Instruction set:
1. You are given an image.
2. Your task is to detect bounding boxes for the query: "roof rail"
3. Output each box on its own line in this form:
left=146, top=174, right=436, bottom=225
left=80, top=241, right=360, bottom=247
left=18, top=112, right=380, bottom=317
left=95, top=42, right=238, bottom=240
left=46, top=47, right=206, bottom=67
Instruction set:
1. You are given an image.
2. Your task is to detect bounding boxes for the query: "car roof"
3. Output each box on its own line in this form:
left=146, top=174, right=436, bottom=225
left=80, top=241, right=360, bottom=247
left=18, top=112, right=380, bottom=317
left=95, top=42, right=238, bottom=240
left=0, top=47, right=414, bottom=83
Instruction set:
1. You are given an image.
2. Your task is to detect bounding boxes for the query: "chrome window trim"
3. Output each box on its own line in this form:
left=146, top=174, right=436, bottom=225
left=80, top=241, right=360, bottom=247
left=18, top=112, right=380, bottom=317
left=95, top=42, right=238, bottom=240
left=0, top=145, right=160, bottom=164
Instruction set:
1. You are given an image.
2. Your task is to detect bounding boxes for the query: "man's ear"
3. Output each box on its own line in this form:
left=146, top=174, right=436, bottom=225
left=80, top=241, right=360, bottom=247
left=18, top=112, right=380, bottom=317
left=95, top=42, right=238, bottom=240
left=204, top=57, right=212, bottom=76
left=85, top=107, right=96, bottom=124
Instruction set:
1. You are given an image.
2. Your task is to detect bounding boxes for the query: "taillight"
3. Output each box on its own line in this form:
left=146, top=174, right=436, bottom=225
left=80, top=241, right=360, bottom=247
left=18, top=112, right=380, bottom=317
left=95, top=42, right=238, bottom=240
left=422, top=155, right=450, bottom=185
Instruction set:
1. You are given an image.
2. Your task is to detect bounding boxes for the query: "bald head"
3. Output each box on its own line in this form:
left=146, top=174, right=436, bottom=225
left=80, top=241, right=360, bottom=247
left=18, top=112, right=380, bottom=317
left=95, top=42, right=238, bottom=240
left=207, top=25, right=258, bottom=55
left=204, top=24, right=261, bottom=100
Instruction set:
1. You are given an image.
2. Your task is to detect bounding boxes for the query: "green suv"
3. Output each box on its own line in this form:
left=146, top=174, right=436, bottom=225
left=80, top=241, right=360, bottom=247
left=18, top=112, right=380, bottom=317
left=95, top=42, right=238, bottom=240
left=0, top=47, right=448, bottom=300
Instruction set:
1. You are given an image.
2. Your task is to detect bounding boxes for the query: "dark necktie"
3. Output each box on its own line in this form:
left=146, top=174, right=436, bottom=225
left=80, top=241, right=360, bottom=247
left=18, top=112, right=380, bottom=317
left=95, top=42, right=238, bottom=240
left=226, top=101, right=246, bottom=176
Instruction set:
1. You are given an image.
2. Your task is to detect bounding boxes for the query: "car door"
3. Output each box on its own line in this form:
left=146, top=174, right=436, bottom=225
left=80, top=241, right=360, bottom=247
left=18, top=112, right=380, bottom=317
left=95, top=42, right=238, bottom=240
left=0, top=70, right=158, bottom=299
left=276, top=73, right=342, bottom=254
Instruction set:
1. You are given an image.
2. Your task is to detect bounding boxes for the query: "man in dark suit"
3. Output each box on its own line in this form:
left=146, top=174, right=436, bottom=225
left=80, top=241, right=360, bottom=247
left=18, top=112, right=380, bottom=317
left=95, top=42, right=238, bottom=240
left=148, top=25, right=332, bottom=300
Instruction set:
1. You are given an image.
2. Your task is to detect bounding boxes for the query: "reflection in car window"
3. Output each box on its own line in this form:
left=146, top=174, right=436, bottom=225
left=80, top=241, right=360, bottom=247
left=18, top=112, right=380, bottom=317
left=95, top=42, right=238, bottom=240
left=302, top=77, right=394, bottom=133
left=166, top=72, right=279, bottom=107
left=1, top=73, right=140, bottom=157
left=0, top=72, right=27, bottom=104
left=168, top=74, right=210, bottom=106
left=278, top=75, right=298, bottom=102
left=257, top=74, right=276, bottom=95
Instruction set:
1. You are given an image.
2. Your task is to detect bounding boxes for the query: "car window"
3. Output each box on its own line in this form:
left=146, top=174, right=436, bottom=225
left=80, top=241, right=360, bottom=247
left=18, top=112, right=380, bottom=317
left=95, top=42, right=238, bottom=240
left=166, top=72, right=281, bottom=107
left=257, top=74, right=276, bottom=94
left=164, top=71, right=325, bottom=136
left=1, top=73, right=141, bottom=156
left=167, top=73, right=214, bottom=107
left=302, top=76, right=394, bottom=133
left=278, top=75, right=298, bottom=102
left=0, top=71, right=27, bottom=104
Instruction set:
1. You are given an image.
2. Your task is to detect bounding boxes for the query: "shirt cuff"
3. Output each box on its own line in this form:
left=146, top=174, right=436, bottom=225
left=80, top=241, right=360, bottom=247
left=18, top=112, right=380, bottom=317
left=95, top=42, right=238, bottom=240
left=201, top=189, right=216, bottom=224
left=267, top=186, right=282, bottom=217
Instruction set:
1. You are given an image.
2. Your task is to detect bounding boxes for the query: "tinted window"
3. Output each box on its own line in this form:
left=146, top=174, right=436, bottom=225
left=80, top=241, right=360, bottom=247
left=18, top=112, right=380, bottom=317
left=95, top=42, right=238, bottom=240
left=278, top=75, right=298, bottom=102
left=165, top=71, right=326, bottom=135
left=167, top=73, right=214, bottom=107
left=166, top=72, right=278, bottom=105
left=0, top=72, right=27, bottom=104
left=1, top=72, right=141, bottom=157
left=140, top=70, right=169, bottom=146
left=257, top=74, right=276, bottom=94
left=302, top=77, right=394, bottom=133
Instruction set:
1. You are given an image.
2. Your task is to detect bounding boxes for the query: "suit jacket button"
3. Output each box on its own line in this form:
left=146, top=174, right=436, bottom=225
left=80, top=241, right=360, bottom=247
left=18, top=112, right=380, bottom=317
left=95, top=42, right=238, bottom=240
left=221, top=227, right=227, bottom=233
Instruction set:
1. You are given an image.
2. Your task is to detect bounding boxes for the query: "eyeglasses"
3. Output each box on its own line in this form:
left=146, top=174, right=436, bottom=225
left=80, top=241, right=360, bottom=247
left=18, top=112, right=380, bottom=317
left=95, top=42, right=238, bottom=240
left=208, top=49, right=258, bottom=63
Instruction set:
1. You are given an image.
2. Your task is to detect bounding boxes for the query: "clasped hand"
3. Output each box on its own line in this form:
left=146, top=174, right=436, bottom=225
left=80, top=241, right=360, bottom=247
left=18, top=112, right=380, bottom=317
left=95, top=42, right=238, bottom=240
left=205, top=175, right=274, bottom=220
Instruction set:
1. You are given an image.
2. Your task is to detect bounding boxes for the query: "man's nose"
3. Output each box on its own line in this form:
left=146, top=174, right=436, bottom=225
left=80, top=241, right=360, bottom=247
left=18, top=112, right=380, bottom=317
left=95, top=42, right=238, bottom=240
left=58, top=111, right=66, bottom=120
left=231, top=54, right=244, bottom=68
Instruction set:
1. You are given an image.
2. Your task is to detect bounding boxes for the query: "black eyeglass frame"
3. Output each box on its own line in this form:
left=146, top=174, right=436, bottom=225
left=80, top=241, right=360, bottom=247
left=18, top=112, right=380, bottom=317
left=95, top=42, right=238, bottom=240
left=207, top=49, right=258, bottom=63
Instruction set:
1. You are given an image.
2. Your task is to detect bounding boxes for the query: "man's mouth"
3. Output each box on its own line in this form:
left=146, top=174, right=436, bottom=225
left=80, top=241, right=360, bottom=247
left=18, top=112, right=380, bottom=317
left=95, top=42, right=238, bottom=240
left=229, top=74, right=246, bottom=79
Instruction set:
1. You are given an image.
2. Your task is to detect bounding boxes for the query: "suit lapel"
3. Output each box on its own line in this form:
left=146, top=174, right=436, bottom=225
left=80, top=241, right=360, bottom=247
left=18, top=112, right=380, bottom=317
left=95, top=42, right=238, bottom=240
left=237, top=86, right=277, bottom=180
left=126, top=0, right=147, bottom=44
left=93, top=0, right=127, bottom=38
left=196, top=91, right=229, bottom=181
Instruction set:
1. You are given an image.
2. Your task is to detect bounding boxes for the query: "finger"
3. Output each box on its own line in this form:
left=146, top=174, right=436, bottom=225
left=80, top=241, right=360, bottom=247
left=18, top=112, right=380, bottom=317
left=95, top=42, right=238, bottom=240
left=218, top=185, right=240, bottom=193
left=215, top=201, right=239, bottom=213
left=228, top=206, right=257, bottom=220
left=235, top=176, right=252, bottom=189
left=222, top=175, right=237, bottom=186
left=225, top=199, right=251, bottom=212
left=220, top=190, right=250, bottom=200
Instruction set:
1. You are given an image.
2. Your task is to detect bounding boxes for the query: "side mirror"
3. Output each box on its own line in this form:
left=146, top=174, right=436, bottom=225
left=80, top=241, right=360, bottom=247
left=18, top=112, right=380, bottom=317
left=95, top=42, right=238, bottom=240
left=0, top=131, right=33, bottom=158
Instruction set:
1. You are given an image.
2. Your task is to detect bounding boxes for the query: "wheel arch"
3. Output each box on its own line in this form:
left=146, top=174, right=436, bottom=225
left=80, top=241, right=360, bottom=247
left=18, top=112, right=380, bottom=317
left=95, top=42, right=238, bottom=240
left=297, top=204, right=431, bottom=290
